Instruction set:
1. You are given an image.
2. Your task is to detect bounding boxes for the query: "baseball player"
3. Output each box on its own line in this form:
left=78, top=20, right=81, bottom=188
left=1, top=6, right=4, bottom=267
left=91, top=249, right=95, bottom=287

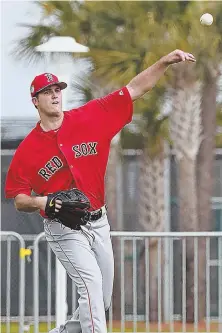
left=5, top=49, right=195, bottom=333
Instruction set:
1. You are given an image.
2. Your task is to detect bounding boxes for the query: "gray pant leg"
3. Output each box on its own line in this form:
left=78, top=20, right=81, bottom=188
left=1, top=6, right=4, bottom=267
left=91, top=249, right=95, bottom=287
left=90, top=218, right=114, bottom=311
left=70, top=215, right=114, bottom=319
left=44, top=221, right=107, bottom=333
left=49, top=320, right=81, bottom=333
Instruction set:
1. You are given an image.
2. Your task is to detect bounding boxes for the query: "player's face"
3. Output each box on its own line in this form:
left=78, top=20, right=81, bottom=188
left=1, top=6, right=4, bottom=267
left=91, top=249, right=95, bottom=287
left=32, top=85, right=62, bottom=115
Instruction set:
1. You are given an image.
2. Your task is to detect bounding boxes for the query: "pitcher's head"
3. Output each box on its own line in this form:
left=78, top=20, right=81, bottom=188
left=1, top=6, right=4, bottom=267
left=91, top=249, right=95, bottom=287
left=30, top=73, right=67, bottom=115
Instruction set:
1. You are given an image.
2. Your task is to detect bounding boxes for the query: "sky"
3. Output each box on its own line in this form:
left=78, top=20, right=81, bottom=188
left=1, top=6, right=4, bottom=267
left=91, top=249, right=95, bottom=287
left=2, top=1, right=44, bottom=118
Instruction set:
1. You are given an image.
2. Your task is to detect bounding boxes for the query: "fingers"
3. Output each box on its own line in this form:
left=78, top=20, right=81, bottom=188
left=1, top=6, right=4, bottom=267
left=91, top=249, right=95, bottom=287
left=178, top=50, right=196, bottom=62
left=55, top=199, right=62, bottom=213
left=164, top=49, right=196, bottom=65
left=185, top=52, right=196, bottom=62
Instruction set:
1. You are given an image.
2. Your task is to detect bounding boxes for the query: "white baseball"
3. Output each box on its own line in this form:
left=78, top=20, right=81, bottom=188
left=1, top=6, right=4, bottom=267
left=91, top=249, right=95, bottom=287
left=200, top=13, right=213, bottom=26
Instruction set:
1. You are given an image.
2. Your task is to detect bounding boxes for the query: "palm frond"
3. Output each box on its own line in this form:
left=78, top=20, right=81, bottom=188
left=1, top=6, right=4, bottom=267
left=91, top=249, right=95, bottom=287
left=69, top=73, right=115, bottom=107
left=12, top=24, right=59, bottom=64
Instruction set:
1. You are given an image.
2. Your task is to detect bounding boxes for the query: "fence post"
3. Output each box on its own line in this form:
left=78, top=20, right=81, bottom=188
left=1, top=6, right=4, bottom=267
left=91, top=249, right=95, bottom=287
left=0, top=231, right=26, bottom=333
left=33, top=232, right=45, bottom=333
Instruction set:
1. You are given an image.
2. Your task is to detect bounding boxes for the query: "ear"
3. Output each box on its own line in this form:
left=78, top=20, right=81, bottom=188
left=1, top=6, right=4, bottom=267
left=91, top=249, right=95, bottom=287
left=32, top=97, right=38, bottom=107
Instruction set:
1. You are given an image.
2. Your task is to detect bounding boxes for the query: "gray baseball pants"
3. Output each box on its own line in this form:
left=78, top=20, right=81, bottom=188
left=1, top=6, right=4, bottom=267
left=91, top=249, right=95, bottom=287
left=43, top=213, right=114, bottom=333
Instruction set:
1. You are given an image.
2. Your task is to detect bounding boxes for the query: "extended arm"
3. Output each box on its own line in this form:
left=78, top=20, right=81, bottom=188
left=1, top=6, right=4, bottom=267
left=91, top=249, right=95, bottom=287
left=126, top=49, right=196, bottom=101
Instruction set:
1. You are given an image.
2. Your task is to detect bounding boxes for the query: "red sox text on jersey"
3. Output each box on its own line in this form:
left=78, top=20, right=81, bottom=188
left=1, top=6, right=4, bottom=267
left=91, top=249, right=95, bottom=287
left=38, top=142, right=98, bottom=180
left=5, top=87, right=133, bottom=212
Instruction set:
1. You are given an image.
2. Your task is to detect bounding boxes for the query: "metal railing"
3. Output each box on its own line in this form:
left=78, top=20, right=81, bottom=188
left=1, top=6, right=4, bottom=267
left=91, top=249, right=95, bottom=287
left=0, top=232, right=26, bottom=333
left=109, top=232, right=222, bottom=333
left=1, top=231, right=222, bottom=333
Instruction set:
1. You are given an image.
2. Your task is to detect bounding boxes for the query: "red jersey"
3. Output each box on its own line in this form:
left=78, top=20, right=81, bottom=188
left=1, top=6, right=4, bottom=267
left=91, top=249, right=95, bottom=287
left=5, top=87, right=133, bottom=215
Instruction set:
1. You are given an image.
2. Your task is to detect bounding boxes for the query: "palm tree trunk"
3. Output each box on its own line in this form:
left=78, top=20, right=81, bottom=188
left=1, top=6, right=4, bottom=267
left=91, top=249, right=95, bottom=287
left=170, top=66, right=219, bottom=320
left=197, top=71, right=217, bottom=231
left=177, top=157, right=199, bottom=322
left=170, top=69, right=203, bottom=322
left=138, top=149, right=165, bottom=321
left=196, top=70, right=218, bottom=319
left=178, top=158, right=198, bottom=232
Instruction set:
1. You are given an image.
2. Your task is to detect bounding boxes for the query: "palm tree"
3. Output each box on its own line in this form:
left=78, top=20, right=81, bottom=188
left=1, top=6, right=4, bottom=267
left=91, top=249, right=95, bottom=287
left=165, top=1, right=222, bottom=320
left=14, top=0, right=222, bottom=323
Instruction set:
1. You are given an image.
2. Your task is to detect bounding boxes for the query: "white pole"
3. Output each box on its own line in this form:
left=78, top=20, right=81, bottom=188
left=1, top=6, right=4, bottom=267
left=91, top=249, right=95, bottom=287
left=56, top=259, right=68, bottom=326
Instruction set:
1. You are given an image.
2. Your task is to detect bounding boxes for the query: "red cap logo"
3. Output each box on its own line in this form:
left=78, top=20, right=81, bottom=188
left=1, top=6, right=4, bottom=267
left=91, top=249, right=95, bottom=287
left=30, top=73, right=67, bottom=97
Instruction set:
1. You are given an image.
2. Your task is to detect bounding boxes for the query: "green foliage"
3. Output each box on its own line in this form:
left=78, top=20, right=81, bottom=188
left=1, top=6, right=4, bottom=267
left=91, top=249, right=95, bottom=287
left=121, top=128, right=143, bottom=150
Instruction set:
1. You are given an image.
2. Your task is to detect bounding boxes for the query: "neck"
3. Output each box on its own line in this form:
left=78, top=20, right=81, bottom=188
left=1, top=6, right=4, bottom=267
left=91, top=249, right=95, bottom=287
left=40, top=113, right=64, bottom=132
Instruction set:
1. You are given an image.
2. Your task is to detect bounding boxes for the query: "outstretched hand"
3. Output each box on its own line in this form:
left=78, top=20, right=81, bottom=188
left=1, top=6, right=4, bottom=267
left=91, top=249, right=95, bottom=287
left=163, top=49, right=196, bottom=65
left=126, top=48, right=196, bottom=101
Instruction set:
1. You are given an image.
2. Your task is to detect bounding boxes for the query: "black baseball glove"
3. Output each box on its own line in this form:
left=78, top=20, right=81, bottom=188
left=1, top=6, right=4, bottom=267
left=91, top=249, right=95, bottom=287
left=45, top=188, right=91, bottom=230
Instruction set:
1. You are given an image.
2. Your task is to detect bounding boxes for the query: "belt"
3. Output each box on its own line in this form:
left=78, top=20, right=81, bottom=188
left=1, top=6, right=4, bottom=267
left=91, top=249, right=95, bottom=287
left=87, top=205, right=107, bottom=222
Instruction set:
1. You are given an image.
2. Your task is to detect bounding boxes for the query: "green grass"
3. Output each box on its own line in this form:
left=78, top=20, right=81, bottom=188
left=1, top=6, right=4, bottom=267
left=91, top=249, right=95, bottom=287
left=1, top=321, right=220, bottom=333
left=1, top=322, right=60, bottom=333
left=0, top=323, right=123, bottom=333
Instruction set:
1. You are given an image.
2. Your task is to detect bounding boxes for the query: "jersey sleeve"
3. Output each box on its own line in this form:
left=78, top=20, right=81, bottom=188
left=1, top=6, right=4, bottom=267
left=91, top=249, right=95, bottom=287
left=5, top=151, right=32, bottom=199
left=90, top=86, right=133, bottom=140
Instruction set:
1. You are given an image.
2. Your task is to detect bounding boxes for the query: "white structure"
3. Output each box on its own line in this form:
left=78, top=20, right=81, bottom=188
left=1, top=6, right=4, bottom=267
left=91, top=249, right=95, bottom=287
left=35, top=36, right=89, bottom=327
left=35, top=36, right=89, bottom=53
